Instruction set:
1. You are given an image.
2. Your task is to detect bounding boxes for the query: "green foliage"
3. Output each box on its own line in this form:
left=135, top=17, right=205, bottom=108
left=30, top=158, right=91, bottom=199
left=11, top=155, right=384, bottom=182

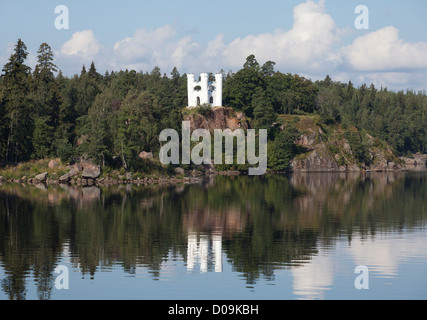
left=1, top=39, right=33, bottom=162
left=32, top=117, right=55, bottom=159
left=56, top=138, right=75, bottom=162
left=223, top=55, right=264, bottom=117
left=224, top=55, right=318, bottom=119
left=252, top=87, right=277, bottom=130
left=268, top=123, right=299, bottom=171
left=344, top=131, right=371, bottom=165
left=88, top=88, right=117, bottom=165
left=0, top=86, right=7, bottom=160
left=117, top=90, right=161, bottom=170
left=197, top=103, right=213, bottom=117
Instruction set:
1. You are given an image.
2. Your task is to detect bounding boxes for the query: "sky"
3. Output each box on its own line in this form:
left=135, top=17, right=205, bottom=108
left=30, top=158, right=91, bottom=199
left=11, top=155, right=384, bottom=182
left=1, top=0, right=427, bottom=91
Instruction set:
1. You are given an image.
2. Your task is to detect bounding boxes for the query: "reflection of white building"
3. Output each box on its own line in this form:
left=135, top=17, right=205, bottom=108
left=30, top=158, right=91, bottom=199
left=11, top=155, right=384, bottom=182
left=187, top=232, right=223, bottom=273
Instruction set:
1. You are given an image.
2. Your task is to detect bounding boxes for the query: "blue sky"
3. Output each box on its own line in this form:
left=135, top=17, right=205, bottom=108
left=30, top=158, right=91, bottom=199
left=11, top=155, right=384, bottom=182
left=1, top=0, right=427, bottom=91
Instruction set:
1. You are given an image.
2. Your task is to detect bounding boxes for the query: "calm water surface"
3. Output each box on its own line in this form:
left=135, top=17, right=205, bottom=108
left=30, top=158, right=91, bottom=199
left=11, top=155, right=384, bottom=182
left=0, top=172, right=426, bottom=300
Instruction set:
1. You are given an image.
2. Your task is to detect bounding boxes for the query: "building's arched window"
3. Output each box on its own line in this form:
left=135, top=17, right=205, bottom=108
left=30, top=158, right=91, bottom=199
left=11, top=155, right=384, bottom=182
left=210, top=96, right=214, bottom=104
left=196, top=96, right=200, bottom=106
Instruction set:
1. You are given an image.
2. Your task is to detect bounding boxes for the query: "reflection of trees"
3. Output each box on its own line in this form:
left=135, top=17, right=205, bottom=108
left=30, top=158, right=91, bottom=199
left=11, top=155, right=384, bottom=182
left=0, top=172, right=426, bottom=298
left=0, top=190, right=64, bottom=300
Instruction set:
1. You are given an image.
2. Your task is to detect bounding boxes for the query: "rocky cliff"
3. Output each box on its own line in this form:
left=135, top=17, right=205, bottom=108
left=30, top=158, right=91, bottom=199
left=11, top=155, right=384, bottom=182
left=181, top=110, right=425, bottom=173
left=183, top=106, right=249, bottom=132
left=286, top=115, right=425, bottom=172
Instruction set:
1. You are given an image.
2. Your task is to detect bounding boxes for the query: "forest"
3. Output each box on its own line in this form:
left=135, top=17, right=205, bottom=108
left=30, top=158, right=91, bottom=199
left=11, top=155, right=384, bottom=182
left=0, top=39, right=426, bottom=172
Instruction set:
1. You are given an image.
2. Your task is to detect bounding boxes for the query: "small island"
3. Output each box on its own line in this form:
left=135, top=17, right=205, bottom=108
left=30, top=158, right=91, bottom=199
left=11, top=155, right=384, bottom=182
left=0, top=42, right=426, bottom=184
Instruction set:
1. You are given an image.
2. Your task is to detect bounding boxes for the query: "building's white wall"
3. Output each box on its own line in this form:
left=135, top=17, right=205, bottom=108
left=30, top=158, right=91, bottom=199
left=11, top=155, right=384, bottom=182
left=187, top=73, right=223, bottom=108
left=187, top=74, right=196, bottom=107
left=214, top=74, right=223, bottom=107
left=201, top=73, right=210, bottom=105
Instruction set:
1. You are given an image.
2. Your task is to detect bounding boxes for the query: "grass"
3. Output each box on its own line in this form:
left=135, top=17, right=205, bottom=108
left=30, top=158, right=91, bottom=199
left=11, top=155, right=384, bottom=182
left=0, top=158, right=66, bottom=180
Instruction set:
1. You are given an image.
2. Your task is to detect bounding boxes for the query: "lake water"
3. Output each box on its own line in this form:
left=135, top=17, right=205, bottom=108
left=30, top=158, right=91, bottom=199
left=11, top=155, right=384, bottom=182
left=0, top=172, right=426, bottom=300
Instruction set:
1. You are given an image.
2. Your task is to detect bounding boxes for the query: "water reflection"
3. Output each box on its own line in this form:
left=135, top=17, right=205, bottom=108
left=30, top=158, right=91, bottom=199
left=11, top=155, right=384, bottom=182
left=187, top=232, right=222, bottom=273
left=0, top=172, right=426, bottom=299
left=290, top=230, right=427, bottom=300
left=292, top=247, right=334, bottom=300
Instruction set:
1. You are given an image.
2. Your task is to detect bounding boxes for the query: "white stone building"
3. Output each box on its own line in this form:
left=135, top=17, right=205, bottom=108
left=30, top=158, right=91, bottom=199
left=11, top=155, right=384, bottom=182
left=187, top=73, right=223, bottom=108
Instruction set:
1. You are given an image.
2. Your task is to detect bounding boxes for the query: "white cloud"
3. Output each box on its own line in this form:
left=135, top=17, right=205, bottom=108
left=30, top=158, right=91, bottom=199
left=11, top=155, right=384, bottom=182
left=112, top=25, right=202, bottom=73
left=60, top=30, right=102, bottom=60
left=88, top=0, right=341, bottom=75
left=219, top=0, right=341, bottom=73
left=339, top=26, right=427, bottom=72
left=52, top=1, right=427, bottom=90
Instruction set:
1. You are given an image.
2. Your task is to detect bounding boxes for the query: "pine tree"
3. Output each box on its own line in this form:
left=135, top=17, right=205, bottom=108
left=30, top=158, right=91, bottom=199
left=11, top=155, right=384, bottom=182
left=31, top=43, right=61, bottom=158
left=1, top=39, right=33, bottom=162
left=0, top=83, right=7, bottom=161
left=74, top=64, right=101, bottom=117
left=33, top=43, right=57, bottom=80
left=252, top=87, right=276, bottom=130
left=88, top=61, right=100, bottom=81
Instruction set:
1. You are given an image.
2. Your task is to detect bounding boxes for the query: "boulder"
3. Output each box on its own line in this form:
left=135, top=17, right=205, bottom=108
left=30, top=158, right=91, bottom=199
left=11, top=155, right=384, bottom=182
left=139, top=151, right=153, bottom=160
left=48, top=159, right=59, bottom=169
left=80, top=160, right=101, bottom=179
left=68, top=168, right=79, bottom=177
left=59, top=173, right=70, bottom=182
left=82, top=167, right=101, bottom=179
left=175, top=167, right=185, bottom=175
left=35, top=172, right=48, bottom=182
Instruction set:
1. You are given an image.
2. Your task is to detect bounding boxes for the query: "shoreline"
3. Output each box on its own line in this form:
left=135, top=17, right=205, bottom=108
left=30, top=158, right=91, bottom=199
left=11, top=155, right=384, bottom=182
left=1, top=167, right=425, bottom=188
left=0, top=155, right=425, bottom=188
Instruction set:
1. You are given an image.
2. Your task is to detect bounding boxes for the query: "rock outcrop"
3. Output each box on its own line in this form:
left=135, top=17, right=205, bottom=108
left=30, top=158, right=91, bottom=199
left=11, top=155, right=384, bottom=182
left=184, top=107, right=249, bottom=132
left=287, top=115, right=407, bottom=172
left=399, top=154, right=427, bottom=171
